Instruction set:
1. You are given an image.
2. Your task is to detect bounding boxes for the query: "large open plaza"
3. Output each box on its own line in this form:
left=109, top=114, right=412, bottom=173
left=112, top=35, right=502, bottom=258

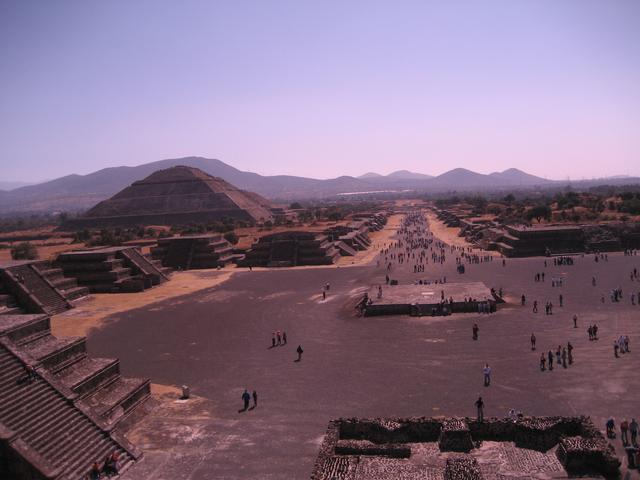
left=42, top=211, right=638, bottom=479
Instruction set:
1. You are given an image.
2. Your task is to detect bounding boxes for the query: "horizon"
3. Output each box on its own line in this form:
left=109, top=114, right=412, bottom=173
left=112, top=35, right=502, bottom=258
left=3, top=155, right=640, bottom=189
left=1, top=1, right=640, bottom=182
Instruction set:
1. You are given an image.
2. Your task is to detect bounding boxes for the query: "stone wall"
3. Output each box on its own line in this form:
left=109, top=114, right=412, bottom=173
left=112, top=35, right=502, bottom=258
left=312, top=416, right=621, bottom=479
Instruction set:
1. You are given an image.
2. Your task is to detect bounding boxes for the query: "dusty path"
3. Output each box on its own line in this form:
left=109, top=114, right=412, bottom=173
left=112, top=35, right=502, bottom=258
left=51, top=270, right=234, bottom=338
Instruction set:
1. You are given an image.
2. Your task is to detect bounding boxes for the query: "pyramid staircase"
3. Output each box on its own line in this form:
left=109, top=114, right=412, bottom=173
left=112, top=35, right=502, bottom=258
left=0, top=314, right=148, bottom=479
left=33, top=262, right=89, bottom=303
left=0, top=263, right=74, bottom=316
left=56, top=247, right=167, bottom=293
left=151, top=234, right=238, bottom=270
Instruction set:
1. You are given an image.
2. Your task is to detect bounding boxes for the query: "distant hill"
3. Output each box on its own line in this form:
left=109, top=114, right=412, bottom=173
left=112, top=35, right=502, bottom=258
left=1, top=157, right=638, bottom=215
left=489, top=168, right=549, bottom=185
left=0, top=180, right=34, bottom=191
left=387, top=170, right=433, bottom=180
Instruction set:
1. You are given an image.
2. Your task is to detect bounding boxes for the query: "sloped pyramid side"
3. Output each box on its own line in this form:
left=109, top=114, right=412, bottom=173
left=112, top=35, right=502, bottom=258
left=81, top=166, right=273, bottom=225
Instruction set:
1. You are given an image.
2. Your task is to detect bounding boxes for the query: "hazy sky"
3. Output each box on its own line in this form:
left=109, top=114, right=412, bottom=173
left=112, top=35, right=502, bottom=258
left=1, top=1, right=639, bottom=182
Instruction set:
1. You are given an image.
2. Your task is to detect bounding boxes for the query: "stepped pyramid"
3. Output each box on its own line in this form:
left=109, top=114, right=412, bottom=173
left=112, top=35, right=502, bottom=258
left=71, top=166, right=274, bottom=227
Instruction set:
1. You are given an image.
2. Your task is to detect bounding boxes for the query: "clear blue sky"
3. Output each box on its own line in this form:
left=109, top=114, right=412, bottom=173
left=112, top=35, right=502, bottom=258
left=1, top=0, right=639, bottom=182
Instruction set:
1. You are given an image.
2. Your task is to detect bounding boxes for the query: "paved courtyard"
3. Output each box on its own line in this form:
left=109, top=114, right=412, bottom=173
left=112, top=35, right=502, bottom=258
left=83, top=216, right=639, bottom=479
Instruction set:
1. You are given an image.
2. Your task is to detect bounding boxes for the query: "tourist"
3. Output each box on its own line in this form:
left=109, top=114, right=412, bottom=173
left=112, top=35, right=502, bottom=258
left=252, top=390, right=258, bottom=408
left=593, top=324, right=599, bottom=340
left=475, top=396, right=484, bottom=421
left=282, top=331, right=287, bottom=345
left=606, top=418, right=616, bottom=438
left=472, top=323, right=479, bottom=341
left=559, top=294, right=563, bottom=307
left=271, top=334, right=276, bottom=348
left=621, top=419, right=629, bottom=446
left=567, top=342, right=574, bottom=364
left=540, top=354, right=546, bottom=371
left=296, top=345, right=304, bottom=361
left=103, top=451, right=119, bottom=477
left=89, top=461, right=101, bottom=479
left=630, top=418, right=638, bottom=446
left=614, top=340, right=619, bottom=358
left=561, top=347, right=567, bottom=368
left=25, top=364, right=36, bottom=383
left=483, top=363, right=491, bottom=387
left=521, top=294, right=526, bottom=306
left=242, top=389, right=251, bottom=411
left=548, top=350, right=553, bottom=370
left=530, top=333, right=536, bottom=350
left=573, top=315, right=578, bottom=328
left=322, top=289, right=326, bottom=300
left=533, top=300, right=538, bottom=313
left=276, top=331, right=281, bottom=345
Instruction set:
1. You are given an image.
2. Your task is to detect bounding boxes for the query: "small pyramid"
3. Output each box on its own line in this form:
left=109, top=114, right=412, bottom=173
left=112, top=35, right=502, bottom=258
left=80, top=166, right=273, bottom=225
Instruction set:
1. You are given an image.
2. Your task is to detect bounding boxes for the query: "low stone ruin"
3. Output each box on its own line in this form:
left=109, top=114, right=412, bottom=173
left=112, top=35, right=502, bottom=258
left=311, top=416, right=620, bottom=479
left=239, top=231, right=340, bottom=267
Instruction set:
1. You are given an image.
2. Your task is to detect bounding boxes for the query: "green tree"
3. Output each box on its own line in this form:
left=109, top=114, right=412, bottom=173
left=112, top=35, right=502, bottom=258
left=11, top=242, right=38, bottom=260
left=526, top=205, right=552, bottom=223
left=224, top=231, right=239, bottom=245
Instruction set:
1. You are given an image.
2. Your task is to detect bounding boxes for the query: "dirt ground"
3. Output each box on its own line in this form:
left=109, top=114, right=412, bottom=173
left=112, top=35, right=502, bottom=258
left=56, top=211, right=639, bottom=479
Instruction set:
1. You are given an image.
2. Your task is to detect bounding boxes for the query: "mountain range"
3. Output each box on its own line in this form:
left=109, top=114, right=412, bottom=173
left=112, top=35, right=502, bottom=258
left=0, top=157, right=638, bottom=215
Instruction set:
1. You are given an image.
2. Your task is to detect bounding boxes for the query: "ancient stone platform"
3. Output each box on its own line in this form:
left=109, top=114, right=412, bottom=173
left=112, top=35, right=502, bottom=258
left=365, top=282, right=496, bottom=316
left=312, top=417, right=620, bottom=480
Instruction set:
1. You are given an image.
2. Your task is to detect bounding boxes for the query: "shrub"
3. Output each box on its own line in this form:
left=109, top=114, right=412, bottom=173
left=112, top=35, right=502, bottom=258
left=11, top=242, right=38, bottom=260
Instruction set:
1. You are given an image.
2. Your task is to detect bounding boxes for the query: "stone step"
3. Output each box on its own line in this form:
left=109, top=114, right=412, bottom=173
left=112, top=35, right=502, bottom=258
left=22, top=334, right=87, bottom=373
left=51, top=276, right=78, bottom=290
left=0, top=313, right=51, bottom=343
left=62, top=285, right=91, bottom=301
left=83, top=377, right=151, bottom=425
left=0, top=305, right=24, bottom=315
left=57, top=357, right=120, bottom=398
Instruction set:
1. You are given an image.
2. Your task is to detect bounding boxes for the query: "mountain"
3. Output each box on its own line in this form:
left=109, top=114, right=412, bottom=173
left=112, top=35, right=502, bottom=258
left=358, top=172, right=383, bottom=179
left=387, top=170, right=433, bottom=180
left=489, top=168, right=549, bottom=185
left=430, top=168, right=500, bottom=187
left=0, top=157, right=371, bottom=213
left=1, top=157, right=637, bottom=215
left=0, top=181, right=34, bottom=191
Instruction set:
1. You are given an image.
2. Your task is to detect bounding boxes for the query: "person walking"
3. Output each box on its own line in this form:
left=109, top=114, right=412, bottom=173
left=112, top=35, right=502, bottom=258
left=242, top=389, right=251, bottom=411
left=630, top=418, right=638, bottom=446
left=483, top=364, right=491, bottom=387
left=296, top=345, right=304, bottom=361
left=567, top=342, right=574, bottom=364
left=282, top=331, right=287, bottom=345
left=548, top=350, right=554, bottom=370
left=540, top=353, right=546, bottom=371
left=621, top=419, right=629, bottom=446
left=573, top=315, right=578, bottom=328
left=530, top=333, right=536, bottom=350
left=533, top=300, right=538, bottom=313
left=475, top=396, right=484, bottom=421
left=472, top=324, right=479, bottom=341
left=252, top=390, right=258, bottom=408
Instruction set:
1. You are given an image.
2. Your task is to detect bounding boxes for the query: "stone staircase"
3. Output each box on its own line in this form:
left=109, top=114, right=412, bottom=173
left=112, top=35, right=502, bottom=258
left=0, top=285, right=23, bottom=315
left=119, top=248, right=168, bottom=286
left=1, top=263, right=71, bottom=315
left=0, top=314, right=149, bottom=479
left=34, top=263, right=90, bottom=303
left=56, top=248, right=162, bottom=293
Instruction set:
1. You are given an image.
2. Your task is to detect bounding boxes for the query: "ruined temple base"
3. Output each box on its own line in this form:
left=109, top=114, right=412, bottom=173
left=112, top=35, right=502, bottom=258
left=365, top=282, right=496, bottom=317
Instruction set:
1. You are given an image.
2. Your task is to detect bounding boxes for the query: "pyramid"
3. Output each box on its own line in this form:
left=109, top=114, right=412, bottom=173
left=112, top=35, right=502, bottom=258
left=73, top=166, right=274, bottom=226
